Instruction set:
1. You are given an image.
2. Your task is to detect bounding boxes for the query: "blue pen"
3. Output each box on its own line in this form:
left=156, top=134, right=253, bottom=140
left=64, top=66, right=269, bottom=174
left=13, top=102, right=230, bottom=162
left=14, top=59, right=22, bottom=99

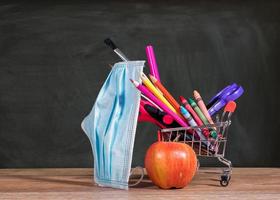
left=180, top=106, right=207, bottom=141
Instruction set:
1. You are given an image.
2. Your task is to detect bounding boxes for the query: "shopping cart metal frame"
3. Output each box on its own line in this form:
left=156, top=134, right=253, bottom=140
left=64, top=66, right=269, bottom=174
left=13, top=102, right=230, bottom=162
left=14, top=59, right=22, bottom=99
left=159, top=109, right=235, bottom=187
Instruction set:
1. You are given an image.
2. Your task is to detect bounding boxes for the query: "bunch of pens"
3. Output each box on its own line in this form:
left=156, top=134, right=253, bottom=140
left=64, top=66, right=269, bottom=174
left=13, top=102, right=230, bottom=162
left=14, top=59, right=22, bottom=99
left=104, top=38, right=243, bottom=154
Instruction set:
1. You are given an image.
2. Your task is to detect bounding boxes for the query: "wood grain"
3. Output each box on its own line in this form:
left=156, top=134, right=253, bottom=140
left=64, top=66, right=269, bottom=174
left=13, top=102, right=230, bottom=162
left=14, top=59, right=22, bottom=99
left=0, top=168, right=279, bottom=199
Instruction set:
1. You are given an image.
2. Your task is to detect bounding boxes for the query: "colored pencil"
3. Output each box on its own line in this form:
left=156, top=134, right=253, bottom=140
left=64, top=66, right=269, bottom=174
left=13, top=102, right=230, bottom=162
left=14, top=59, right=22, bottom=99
left=131, top=80, right=188, bottom=127
left=149, top=75, right=181, bottom=113
left=140, top=73, right=178, bottom=115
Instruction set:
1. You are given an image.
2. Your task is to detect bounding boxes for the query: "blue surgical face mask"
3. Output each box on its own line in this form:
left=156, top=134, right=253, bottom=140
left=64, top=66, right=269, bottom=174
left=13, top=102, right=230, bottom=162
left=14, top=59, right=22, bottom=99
left=81, top=61, right=145, bottom=190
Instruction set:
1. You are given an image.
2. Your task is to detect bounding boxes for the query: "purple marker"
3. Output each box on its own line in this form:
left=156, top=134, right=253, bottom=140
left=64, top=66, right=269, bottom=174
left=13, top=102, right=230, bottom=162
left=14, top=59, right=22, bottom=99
left=146, top=45, right=161, bottom=81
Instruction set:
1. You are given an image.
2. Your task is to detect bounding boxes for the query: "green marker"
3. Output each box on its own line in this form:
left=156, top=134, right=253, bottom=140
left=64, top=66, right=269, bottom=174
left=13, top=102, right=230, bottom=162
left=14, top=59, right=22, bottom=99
left=188, top=98, right=217, bottom=138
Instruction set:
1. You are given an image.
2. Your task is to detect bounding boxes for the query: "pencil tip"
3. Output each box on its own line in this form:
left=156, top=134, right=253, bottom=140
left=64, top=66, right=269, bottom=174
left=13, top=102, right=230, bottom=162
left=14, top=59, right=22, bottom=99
left=130, top=79, right=140, bottom=86
left=149, top=74, right=156, bottom=82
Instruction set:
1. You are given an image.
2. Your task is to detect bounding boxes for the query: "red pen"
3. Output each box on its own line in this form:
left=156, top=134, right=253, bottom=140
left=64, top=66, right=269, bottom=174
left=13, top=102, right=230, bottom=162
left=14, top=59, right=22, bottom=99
left=179, top=96, right=210, bottom=137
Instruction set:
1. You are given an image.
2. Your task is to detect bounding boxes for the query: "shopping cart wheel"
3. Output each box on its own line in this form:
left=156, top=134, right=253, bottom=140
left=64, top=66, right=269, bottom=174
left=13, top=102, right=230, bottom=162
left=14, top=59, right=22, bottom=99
left=220, top=175, right=230, bottom=187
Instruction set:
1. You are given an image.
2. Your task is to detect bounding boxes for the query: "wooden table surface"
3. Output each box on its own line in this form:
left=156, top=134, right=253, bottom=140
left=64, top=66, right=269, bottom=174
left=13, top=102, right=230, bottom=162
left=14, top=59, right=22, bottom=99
left=0, top=168, right=279, bottom=199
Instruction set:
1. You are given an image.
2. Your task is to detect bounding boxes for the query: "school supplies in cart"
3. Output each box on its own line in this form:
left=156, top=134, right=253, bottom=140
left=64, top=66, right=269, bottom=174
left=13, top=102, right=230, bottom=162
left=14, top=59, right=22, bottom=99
left=159, top=101, right=237, bottom=186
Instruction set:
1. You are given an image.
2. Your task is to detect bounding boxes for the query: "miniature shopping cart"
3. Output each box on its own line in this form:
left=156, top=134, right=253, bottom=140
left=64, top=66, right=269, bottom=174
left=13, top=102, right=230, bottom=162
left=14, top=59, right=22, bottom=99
left=158, top=101, right=237, bottom=187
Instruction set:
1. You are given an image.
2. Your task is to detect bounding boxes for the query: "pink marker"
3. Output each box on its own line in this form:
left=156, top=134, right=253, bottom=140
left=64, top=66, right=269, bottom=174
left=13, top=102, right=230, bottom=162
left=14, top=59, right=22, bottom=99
left=146, top=45, right=160, bottom=81
left=131, top=80, right=188, bottom=127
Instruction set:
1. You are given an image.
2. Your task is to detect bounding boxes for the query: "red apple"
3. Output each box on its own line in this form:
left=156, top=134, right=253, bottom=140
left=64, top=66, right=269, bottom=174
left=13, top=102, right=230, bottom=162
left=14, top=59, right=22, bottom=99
left=145, top=141, right=197, bottom=189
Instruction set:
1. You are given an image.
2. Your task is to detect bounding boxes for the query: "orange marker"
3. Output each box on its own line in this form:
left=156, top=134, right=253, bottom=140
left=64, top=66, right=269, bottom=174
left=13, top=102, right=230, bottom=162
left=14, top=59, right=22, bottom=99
left=149, top=75, right=181, bottom=114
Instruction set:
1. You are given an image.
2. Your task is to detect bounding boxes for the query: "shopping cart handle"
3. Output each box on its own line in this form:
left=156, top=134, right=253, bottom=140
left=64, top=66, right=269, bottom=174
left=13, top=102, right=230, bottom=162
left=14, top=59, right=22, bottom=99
left=224, top=101, right=236, bottom=113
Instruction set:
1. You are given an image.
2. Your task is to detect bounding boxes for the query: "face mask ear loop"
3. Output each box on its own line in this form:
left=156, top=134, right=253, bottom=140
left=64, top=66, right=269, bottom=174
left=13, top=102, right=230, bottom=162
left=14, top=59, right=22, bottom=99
left=128, top=166, right=145, bottom=187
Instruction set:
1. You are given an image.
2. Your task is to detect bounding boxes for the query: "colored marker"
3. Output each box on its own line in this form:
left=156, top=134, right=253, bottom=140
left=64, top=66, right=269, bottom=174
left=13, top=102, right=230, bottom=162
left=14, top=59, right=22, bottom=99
left=138, top=100, right=178, bottom=128
left=180, top=106, right=207, bottom=141
left=146, top=45, right=160, bottom=81
left=188, top=98, right=217, bottom=138
left=179, top=96, right=210, bottom=137
left=149, top=75, right=181, bottom=113
left=130, top=80, right=188, bottom=127
left=138, top=103, right=165, bottom=128
left=145, top=104, right=180, bottom=128
left=140, top=73, right=179, bottom=115
left=193, top=90, right=216, bottom=129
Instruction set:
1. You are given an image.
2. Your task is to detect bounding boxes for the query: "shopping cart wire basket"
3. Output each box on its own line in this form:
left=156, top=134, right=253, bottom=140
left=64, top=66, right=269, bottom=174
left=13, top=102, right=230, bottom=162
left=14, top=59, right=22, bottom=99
left=158, top=101, right=237, bottom=187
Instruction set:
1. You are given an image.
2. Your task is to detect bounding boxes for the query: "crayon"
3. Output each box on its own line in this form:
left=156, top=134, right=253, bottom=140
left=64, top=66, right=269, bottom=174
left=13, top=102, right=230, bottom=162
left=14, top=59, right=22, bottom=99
left=146, top=45, right=160, bottom=81
left=188, top=98, right=217, bottom=138
left=193, top=90, right=216, bottom=129
left=180, top=106, right=207, bottom=140
left=188, top=98, right=208, bottom=124
left=179, top=96, right=210, bottom=137
left=131, top=80, right=188, bottom=127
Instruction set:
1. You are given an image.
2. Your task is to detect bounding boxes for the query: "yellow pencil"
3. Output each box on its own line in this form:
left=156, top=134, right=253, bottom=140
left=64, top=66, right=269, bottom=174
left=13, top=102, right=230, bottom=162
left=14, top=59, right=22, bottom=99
left=141, top=73, right=163, bottom=95
left=140, top=73, right=179, bottom=115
